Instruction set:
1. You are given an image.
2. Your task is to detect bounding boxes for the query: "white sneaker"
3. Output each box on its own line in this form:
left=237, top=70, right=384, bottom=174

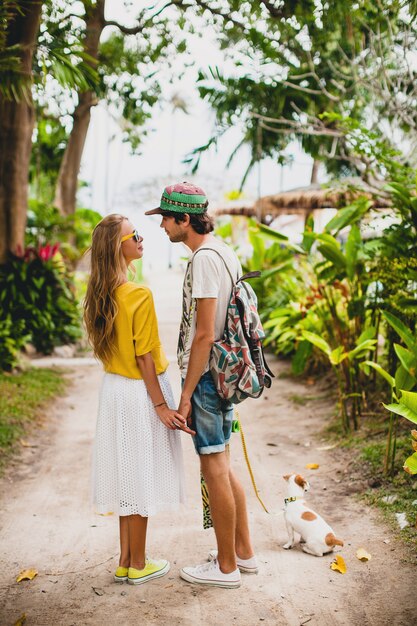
left=180, top=559, right=241, bottom=588
left=208, top=549, right=259, bottom=574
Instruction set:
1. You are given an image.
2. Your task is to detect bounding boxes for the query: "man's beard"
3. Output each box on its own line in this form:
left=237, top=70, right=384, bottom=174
left=169, top=232, right=186, bottom=243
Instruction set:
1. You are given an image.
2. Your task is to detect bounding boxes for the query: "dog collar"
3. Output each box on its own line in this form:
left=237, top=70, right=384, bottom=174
left=284, top=497, right=301, bottom=504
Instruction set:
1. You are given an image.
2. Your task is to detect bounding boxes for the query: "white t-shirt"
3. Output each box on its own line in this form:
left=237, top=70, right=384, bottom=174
left=177, top=237, right=242, bottom=377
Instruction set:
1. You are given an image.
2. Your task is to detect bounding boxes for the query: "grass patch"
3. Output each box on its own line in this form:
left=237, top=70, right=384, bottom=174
left=288, top=392, right=334, bottom=406
left=288, top=393, right=309, bottom=406
left=361, top=461, right=417, bottom=555
left=0, top=368, right=67, bottom=473
left=277, top=369, right=293, bottom=379
left=323, top=410, right=417, bottom=555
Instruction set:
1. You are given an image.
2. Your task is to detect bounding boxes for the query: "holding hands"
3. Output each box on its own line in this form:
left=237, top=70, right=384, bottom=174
left=155, top=402, right=195, bottom=435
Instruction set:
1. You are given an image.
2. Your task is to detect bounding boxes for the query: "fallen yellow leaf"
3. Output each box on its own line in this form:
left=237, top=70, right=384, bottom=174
left=14, top=614, right=26, bottom=626
left=330, top=555, right=347, bottom=574
left=411, top=430, right=417, bottom=440
left=305, top=463, right=319, bottom=470
left=356, top=548, right=371, bottom=561
left=97, top=511, right=114, bottom=516
left=16, top=569, right=38, bottom=583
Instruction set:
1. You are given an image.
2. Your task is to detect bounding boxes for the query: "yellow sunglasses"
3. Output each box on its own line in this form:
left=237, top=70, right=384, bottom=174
left=121, top=229, right=142, bottom=243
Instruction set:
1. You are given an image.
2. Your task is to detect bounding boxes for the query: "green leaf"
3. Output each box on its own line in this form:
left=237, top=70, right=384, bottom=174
left=215, top=221, right=232, bottom=239
left=395, top=365, right=416, bottom=393
left=357, top=327, right=376, bottom=344
left=382, top=402, right=417, bottom=423
left=301, top=331, right=331, bottom=356
left=260, top=260, right=294, bottom=280
left=384, top=389, right=417, bottom=424
left=403, top=452, right=417, bottom=475
left=385, top=182, right=411, bottom=205
left=345, top=224, right=361, bottom=280
left=248, top=228, right=265, bottom=268
left=382, top=311, right=417, bottom=351
left=329, top=345, right=347, bottom=365
left=394, top=344, right=417, bottom=379
left=348, top=339, right=377, bottom=359
left=268, top=306, right=297, bottom=320
left=396, top=297, right=417, bottom=309
left=362, top=361, right=395, bottom=388
left=317, top=242, right=346, bottom=269
left=256, top=223, right=305, bottom=253
left=301, top=229, right=316, bottom=253
left=399, top=390, right=417, bottom=418
left=291, top=340, right=313, bottom=375
left=255, top=222, right=288, bottom=241
left=325, top=198, right=371, bottom=234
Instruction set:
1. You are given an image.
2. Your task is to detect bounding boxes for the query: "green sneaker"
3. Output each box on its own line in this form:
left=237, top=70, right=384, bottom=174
left=114, top=566, right=128, bottom=583
left=128, top=559, right=170, bottom=585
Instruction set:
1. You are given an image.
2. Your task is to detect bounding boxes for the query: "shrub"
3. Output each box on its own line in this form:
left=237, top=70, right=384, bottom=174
left=0, top=318, right=28, bottom=371
left=26, top=201, right=102, bottom=266
left=0, top=246, right=82, bottom=365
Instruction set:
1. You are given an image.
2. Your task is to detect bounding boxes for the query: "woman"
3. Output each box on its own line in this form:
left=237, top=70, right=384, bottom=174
left=84, top=214, right=191, bottom=585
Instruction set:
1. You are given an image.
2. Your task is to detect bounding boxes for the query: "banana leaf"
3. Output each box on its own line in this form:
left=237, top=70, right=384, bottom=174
left=403, top=451, right=417, bottom=475
left=317, top=242, right=347, bottom=269
left=394, top=344, right=417, bottom=379
left=345, top=224, right=362, bottom=280
left=395, top=365, right=416, bottom=392
left=301, top=330, right=331, bottom=356
left=324, top=198, right=372, bottom=234
left=348, top=339, right=377, bottom=360
left=361, top=360, right=395, bottom=388
left=382, top=311, right=417, bottom=352
left=292, top=340, right=313, bottom=375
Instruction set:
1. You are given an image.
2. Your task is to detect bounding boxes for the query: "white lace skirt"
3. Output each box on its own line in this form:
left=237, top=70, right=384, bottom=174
left=92, top=371, right=186, bottom=517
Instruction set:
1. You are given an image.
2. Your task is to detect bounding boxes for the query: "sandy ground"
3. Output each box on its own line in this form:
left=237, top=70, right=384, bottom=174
left=0, top=269, right=416, bottom=626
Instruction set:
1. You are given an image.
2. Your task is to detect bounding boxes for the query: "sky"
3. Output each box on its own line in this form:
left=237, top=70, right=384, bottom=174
left=79, top=1, right=317, bottom=270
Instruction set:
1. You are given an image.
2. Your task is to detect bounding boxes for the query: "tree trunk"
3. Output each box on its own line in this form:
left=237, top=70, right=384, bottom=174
left=53, top=91, right=97, bottom=215
left=310, top=159, right=319, bottom=184
left=0, top=1, right=44, bottom=263
left=304, top=159, right=320, bottom=227
left=54, top=0, right=105, bottom=215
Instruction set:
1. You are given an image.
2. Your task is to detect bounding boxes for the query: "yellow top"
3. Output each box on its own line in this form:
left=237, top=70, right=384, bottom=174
left=104, top=282, right=169, bottom=380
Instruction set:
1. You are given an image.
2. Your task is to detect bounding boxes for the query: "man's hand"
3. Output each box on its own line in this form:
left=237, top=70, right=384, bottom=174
left=156, top=404, right=195, bottom=435
left=178, top=394, right=192, bottom=427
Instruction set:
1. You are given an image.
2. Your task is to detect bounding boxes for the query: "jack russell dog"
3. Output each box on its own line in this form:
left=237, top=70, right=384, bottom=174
left=282, top=473, right=344, bottom=556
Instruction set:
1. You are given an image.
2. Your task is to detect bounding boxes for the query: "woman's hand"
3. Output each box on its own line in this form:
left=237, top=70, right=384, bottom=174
left=156, top=405, right=196, bottom=435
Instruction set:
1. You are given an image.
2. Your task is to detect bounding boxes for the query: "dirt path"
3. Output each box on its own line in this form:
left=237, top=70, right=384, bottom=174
left=0, top=269, right=415, bottom=626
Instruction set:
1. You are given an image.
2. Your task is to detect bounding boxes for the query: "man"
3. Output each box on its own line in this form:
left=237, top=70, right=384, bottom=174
left=145, top=181, right=257, bottom=589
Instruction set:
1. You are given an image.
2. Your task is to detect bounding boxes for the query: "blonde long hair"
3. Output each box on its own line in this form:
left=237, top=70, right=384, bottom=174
left=83, top=213, right=128, bottom=363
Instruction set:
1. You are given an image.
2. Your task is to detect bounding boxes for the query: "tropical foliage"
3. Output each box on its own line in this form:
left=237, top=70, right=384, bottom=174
left=187, top=0, right=417, bottom=183
left=0, top=246, right=82, bottom=368
left=218, top=143, right=416, bottom=475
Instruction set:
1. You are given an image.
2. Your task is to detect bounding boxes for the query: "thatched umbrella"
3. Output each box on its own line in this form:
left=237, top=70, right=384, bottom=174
left=214, top=179, right=390, bottom=224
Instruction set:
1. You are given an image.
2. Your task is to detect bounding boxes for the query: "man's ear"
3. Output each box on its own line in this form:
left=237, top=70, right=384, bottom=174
left=182, top=213, right=191, bottom=226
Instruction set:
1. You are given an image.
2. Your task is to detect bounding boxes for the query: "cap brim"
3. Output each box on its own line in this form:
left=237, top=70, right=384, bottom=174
left=144, top=207, right=163, bottom=216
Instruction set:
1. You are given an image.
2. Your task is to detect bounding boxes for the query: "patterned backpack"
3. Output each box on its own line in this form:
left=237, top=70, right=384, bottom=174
left=193, top=248, right=274, bottom=404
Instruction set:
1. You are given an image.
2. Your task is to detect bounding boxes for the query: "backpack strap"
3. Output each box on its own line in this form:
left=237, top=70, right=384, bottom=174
left=194, top=248, right=261, bottom=286
left=238, top=271, right=261, bottom=282
left=184, top=246, right=236, bottom=341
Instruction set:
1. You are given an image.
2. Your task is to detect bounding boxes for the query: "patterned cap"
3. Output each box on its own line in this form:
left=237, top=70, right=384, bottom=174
left=145, top=181, right=209, bottom=215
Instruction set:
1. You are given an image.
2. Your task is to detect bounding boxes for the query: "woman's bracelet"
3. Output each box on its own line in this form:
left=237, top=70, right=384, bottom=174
left=153, top=401, right=166, bottom=408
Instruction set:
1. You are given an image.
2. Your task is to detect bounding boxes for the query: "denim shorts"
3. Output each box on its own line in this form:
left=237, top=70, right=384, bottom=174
left=186, top=371, right=234, bottom=455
